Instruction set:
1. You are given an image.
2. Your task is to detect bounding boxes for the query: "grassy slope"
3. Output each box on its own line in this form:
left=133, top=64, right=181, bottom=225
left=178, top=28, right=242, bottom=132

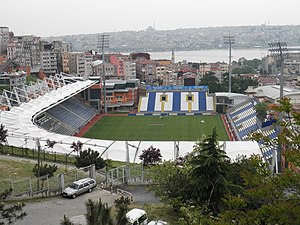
left=84, top=115, right=229, bottom=141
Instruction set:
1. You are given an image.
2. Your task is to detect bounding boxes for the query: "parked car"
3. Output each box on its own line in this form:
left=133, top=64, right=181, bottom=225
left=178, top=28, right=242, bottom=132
left=126, top=208, right=148, bottom=225
left=62, top=178, right=97, bottom=199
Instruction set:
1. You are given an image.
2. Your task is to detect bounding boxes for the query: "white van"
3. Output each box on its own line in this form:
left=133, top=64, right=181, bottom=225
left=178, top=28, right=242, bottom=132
left=126, top=208, right=148, bottom=225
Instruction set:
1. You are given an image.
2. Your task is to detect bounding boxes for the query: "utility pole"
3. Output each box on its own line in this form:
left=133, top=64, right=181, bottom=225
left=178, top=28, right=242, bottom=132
left=224, top=36, right=235, bottom=93
left=98, top=34, right=110, bottom=114
left=268, top=41, right=288, bottom=173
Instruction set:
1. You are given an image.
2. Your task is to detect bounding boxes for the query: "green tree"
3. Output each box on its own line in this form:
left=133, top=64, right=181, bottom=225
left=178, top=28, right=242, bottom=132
left=75, top=148, right=105, bottom=170
left=188, top=128, right=230, bottom=210
left=150, top=161, right=190, bottom=210
left=0, top=124, right=7, bottom=149
left=32, top=163, right=58, bottom=178
left=60, top=215, right=74, bottom=225
left=232, top=66, right=256, bottom=74
left=254, top=102, right=268, bottom=123
left=0, top=189, right=26, bottom=225
left=32, top=163, right=58, bottom=190
left=200, top=74, right=226, bottom=93
left=85, top=199, right=113, bottom=225
left=114, top=196, right=130, bottom=225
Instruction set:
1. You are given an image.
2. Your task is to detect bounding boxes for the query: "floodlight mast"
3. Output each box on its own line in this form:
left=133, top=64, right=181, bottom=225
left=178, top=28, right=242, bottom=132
left=98, top=34, right=110, bottom=114
left=268, top=41, right=288, bottom=173
left=224, top=36, right=235, bottom=93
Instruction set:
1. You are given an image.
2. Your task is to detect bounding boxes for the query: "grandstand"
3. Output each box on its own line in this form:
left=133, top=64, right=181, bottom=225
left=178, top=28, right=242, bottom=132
left=34, top=97, right=96, bottom=135
left=225, top=98, right=279, bottom=160
left=138, top=86, right=214, bottom=114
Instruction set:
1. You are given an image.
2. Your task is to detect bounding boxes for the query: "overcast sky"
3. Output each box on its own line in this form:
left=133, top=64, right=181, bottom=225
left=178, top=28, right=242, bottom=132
left=1, top=0, right=300, bottom=37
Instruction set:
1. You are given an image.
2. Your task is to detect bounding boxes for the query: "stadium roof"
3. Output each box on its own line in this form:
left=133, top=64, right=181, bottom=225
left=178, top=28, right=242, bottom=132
left=0, top=80, right=262, bottom=163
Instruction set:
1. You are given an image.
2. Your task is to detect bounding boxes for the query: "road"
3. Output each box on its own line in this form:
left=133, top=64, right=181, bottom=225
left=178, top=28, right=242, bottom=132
left=14, top=185, right=160, bottom=225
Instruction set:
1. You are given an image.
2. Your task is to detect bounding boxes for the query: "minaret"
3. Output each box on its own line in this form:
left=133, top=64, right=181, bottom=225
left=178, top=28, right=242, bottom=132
left=171, top=48, right=175, bottom=64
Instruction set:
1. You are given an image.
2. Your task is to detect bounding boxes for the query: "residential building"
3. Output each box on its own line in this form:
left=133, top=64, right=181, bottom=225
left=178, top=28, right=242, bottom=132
left=110, top=54, right=126, bottom=78
left=91, top=60, right=115, bottom=77
left=124, top=60, right=136, bottom=80
left=136, top=59, right=157, bottom=84
left=40, top=51, right=58, bottom=75
left=199, top=63, right=211, bottom=76
left=62, top=52, right=70, bottom=73
left=0, top=27, right=9, bottom=53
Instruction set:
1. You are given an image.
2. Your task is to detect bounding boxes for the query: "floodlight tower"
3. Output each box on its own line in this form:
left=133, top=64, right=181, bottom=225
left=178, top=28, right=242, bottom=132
left=268, top=41, right=288, bottom=173
left=224, top=36, right=235, bottom=93
left=98, top=34, right=110, bottom=114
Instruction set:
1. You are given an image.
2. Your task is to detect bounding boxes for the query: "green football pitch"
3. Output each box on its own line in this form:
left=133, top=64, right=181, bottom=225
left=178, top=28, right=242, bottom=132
left=83, top=115, right=229, bottom=141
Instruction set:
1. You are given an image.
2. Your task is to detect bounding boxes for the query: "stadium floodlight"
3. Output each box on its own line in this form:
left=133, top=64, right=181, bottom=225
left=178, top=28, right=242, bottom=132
left=98, top=34, right=110, bottom=114
left=223, top=35, right=235, bottom=93
left=268, top=41, right=288, bottom=174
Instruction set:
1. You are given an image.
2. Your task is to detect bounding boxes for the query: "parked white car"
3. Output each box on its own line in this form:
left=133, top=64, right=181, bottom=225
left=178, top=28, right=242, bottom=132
left=126, top=208, right=148, bottom=225
left=62, top=178, right=97, bottom=199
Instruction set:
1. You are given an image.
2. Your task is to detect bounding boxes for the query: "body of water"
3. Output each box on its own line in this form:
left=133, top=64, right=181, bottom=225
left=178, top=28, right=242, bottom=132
left=148, top=48, right=269, bottom=63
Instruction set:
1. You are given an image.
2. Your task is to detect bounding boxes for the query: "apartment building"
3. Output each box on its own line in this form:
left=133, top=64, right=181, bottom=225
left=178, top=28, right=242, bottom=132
left=124, top=60, right=136, bottom=80
left=136, top=59, right=157, bottom=84
left=40, top=51, right=58, bottom=75
left=0, top=27, right=9, bottom=53
left=69, top=52, right=93, bottom=77
left=110, top=54, right=126, bottom=78
left=199, top=63, right=211, bottom=76
left=91, top=60, right=115, bottom=77
left=156, top=65, right=167, bottom=80
left=7, top=35, right=42, bottom=68
left=62, top=52, right=70, bottom=73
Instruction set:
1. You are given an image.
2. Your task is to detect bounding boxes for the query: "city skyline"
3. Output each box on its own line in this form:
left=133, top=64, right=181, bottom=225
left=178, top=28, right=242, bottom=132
left=1, top=0, right=300, bottom=37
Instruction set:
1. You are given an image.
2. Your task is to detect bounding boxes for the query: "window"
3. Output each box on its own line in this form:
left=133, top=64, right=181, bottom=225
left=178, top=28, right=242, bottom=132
left=79, top=184, right=84, bottom=189
left=84, top=182, right=89, bottom=187
left=162, top=96, right=166, bottom=101
left=188, top=96, right=192, bottom=101
left=88, top=180, right=95, bottom=185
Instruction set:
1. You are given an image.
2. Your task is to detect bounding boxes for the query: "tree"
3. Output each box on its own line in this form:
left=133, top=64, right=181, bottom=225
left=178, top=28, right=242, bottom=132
left=0, top=189, right=26, bottom=225
left=60, top=215, right=74, bottom=225
left=254, top=102, right=268, bottom=123
left=32, top=163, right=58, bottom=178
left=0, top=124, right=7, bottom=150
left=70, top=141, right=83, bottom=155
left=85, top=198, right=113, bottom=225
left=114, top=196, right=130, bottom=225
left=75, top=148, right=105, bottom=170
left=150, top=161, right=190, bottom=211
left=199, top=74, right=226, bottom=93
left=139, top=145, right=162, bottom=166
left=32, top=163, right=58, bottom=189
left=187, top=128, right=230, bottom=210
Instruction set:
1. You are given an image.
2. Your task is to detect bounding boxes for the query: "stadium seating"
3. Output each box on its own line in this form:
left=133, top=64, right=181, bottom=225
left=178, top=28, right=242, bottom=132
left=35, top=97, right=97, bottom=135
left=227, top=99, right=279, bottom=160
left=139, top=90, right=209, bottom=113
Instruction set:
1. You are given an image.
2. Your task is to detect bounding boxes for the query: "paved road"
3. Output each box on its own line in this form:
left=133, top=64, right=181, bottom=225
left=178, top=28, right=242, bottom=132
left=14, top=188, right=118, bottom=225
left=14, top=185, right=160, bottom=225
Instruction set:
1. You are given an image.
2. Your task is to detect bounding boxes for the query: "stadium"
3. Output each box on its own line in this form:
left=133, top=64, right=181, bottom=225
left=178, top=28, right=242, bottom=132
left=0, top=74, right=280, bottom=164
